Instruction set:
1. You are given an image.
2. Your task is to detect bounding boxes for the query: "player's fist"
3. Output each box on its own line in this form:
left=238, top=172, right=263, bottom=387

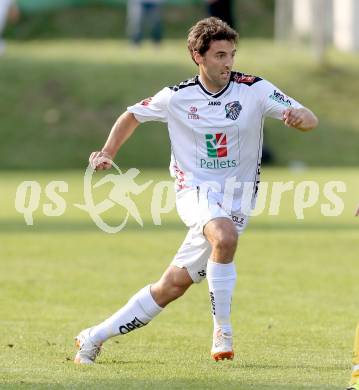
left=282, top=108, right=305, bottom=128
left=89, top=151, right=113, bottom=171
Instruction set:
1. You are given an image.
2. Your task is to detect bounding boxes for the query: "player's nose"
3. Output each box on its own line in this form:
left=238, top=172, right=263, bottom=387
left=224, top=58, right=233, bottom=69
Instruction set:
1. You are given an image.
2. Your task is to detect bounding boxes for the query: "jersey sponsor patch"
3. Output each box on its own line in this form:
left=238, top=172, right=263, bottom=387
left=187, top=105, right=200, bottom=119
left=194, top=127, right=239, bottom=170
left=205, top=133, right=227, bottom=158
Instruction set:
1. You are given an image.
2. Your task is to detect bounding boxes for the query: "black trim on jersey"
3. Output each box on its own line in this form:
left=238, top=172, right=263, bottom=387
left=169, top=71, right=262, bottom=96
left=231, top=71, right=262, bottom=86
left=197, top=76, right=231, bottom=98
left=169, top=77, right=198, bottom=92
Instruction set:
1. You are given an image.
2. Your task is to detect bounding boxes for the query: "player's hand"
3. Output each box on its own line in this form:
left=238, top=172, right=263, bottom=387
left=89, top=151, right=113, bottom=171
left=282, top=108, right=305, bottom=128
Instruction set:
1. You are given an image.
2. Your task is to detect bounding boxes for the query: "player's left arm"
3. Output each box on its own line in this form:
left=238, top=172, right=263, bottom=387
left=256, top=79, right=319, bottom=132
left=282, top=107, right=319, bottom=132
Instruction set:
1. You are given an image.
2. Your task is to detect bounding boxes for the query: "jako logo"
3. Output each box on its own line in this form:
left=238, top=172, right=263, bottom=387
left=119, top=316, right=147, bottom=334
left=205, top=133, right=227, bottom=158
left=208, top=101, right=221, bottom=106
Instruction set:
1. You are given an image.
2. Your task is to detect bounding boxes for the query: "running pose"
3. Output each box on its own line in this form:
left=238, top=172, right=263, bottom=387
left=74, top=17, right=318, bottom=364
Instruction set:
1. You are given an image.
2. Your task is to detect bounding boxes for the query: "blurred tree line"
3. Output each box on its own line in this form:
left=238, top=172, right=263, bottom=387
left=5, top=0, right=275, bottom=39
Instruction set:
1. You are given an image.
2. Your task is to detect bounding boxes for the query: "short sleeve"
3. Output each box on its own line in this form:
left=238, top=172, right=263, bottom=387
left=254, top=79, right=303, bottom=120
left=127, top=87, right=172, bottom=123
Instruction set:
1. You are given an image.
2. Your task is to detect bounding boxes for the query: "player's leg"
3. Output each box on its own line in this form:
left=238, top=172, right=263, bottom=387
left=347, top=323, right=359, bottom=390
left=151, top=265, right=193, bottom=307
left=203, top=217, right=238, bottom=361
left=126, top=0, right=143, bottom=45
left=74, top=265, right=193, bottom=364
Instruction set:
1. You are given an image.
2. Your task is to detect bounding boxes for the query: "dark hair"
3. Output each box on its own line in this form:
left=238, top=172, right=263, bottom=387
left=187, top=17, right=239, bottom=65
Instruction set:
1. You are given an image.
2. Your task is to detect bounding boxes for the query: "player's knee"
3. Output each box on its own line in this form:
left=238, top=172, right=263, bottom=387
left=212, top=231, right=238, bottom=253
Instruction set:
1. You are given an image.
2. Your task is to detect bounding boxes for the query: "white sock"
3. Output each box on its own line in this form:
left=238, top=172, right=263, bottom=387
left=89, top=285, right=162, bottom=344
left=206, top=260, right=237, bottom=335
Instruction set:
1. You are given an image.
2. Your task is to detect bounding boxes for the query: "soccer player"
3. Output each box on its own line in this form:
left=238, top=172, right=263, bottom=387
left=346, top=324, right=359, bottom=390
left=74, top=17, right=318, bottom=364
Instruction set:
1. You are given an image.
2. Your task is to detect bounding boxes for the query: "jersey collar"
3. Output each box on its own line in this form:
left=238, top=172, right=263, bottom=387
left=197, top=75, right=231, bottom=99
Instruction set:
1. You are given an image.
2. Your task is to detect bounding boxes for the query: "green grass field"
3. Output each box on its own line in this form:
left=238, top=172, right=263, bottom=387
left=0, top=167, right=358, bottom=389
left=0, top=33, right=358, bottom=389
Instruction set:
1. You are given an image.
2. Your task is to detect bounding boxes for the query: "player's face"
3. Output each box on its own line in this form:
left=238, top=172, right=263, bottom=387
left=195, top=40, right=236, bottom=93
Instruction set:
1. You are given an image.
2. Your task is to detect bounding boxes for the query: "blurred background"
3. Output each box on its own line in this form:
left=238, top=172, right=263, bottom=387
left=0, top=0, right=358, bottom=169
left=1, top=2, right=358, bottom=387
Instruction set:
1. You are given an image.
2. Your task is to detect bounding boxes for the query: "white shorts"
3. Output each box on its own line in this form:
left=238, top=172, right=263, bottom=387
left=171, top=186, right=249, bottom=283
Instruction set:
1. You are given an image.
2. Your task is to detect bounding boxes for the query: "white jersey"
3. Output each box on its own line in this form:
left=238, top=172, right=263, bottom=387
left=127, top=71, right=302, bottom=211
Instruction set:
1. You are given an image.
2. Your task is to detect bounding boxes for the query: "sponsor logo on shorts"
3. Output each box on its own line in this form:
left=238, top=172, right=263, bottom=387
left=198, top=269, right=206, bottom=277
left=232, top=215, right=245, bottom=225
left=119, top=316, right=147, bottom=334
left=269, top=90, right=292, bottom=107
left=225, top=101, right=242, bottom=120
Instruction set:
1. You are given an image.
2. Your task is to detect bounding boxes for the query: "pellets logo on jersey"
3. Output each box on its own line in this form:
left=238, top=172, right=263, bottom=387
left=225, top=101, right=242, bottom=120
left=205, top=133, right=228, bottom=158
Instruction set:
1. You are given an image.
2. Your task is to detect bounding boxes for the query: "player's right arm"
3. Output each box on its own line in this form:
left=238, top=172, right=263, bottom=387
left=89, top=111, right=140, bottom=171
left=90, top=87, right=172, bottom=171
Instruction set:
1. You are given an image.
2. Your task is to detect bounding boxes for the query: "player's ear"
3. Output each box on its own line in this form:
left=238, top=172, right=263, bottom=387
left=193, top=50, right=203, bottom=65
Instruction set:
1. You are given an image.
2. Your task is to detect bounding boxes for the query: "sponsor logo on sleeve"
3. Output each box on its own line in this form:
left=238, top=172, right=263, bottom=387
left=140, top=97, right=153, bottom=106
left=269, top=90, right=292, bottom=107
left=234, top=74, right=256, bottom=83
left=225, top=101, right=242, bottom=120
